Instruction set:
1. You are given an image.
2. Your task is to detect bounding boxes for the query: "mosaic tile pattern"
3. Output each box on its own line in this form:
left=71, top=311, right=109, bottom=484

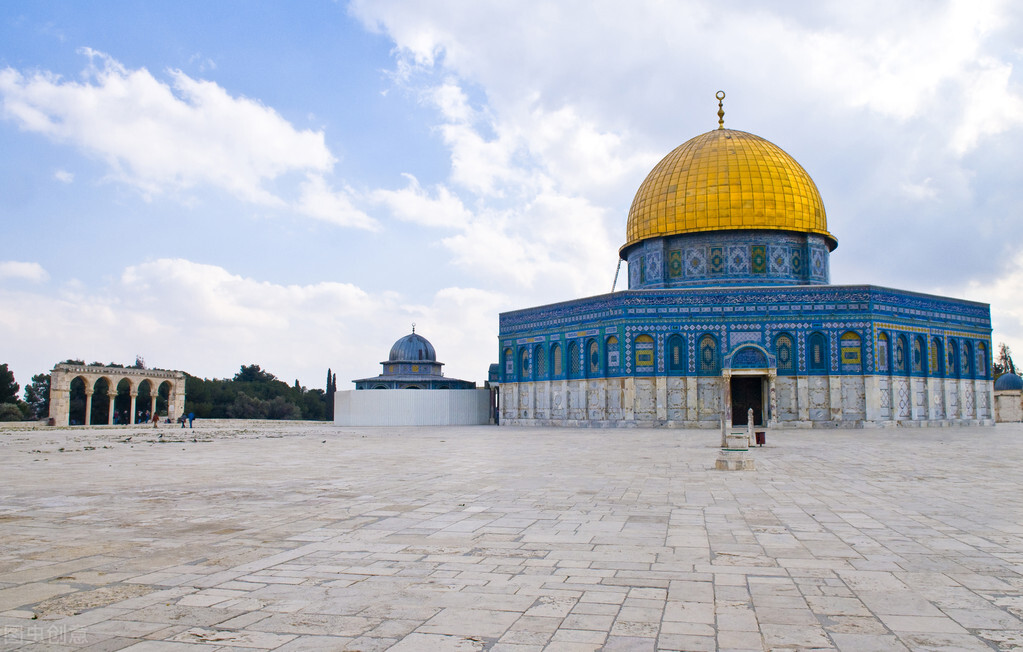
left=626, top=231, right=830, bottom=289
left=501, top=286, right=991, bottom=382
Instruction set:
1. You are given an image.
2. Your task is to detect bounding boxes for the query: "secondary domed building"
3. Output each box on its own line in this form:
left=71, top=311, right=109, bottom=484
left=496, top=94, right=994, bottom=428
left=336, top=328, right=489, bottom=426
left=353, top=328, right=476, bottom=390
left=994, top=372, right=1022, bottom=422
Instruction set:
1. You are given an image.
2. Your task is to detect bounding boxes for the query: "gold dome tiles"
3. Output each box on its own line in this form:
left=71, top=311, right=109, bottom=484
left=623, top=128, right=836, bottom=257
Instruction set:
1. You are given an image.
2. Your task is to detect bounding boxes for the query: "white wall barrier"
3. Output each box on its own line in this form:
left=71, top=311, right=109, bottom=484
left=334, top=389, right=491, bottom=426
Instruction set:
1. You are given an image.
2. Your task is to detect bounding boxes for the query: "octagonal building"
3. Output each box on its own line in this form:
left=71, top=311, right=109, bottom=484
left=353, top=330, right=475, bottom=390
left=496, top=97, right=994, bottom=428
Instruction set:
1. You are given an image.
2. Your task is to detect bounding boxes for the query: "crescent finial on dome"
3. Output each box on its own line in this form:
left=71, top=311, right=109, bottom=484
left=716, top=90, right=726, bottom=130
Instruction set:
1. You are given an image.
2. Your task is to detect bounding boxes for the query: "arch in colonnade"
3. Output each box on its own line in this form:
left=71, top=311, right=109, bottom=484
left=48, top=363, right=187, bottom=426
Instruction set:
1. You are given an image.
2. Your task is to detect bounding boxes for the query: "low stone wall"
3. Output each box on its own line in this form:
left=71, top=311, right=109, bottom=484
left=334, top=389, right=492, bottom=426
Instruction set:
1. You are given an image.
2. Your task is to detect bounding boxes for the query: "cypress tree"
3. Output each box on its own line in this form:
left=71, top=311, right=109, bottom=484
left=325, top=368, right=335, bottom=420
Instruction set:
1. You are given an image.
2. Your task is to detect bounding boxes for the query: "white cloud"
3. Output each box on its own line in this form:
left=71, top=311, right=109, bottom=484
left=950, top=57, right=1023, bottom=155
left=0, top=49, right=377, bottom=229
left=940, top=249, right=1023, bottom=372
left=295, top=174, right=379, bottom=230
left=54, top=169, right=73, bottom=183
left=370, top=174, right=473, bottom=229
left=0, top=261, right=49, bottom=283
left=900, top=178, right=938, bottom=201
left=348, top=0, right=1023, bottom=300
left=0, top=259, right=500, bottom=393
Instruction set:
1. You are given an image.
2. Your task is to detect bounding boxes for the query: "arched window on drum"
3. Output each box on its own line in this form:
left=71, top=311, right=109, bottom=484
left=667, top=335, right=685, bottom=374
left=948, top=339, right=959, bottom=378
left=533, top=344, right=547, bottom=380
left=912, top=336, right=925, bottom=374
left=568, top=341, right=581, bottom=379
left=808, top=332, right=828, bottom=373
left=930, top=337, right=944, bottom=377
left=698, top=334, right=719, bottom=375
left=961, top=341, right=973, bottom=378
left=587, top=339, right=600, bottom=377
left=840, top=332, right=862, bottom=373
left=634, top=335, right=655, bottom=375
left=876, top=332, right=890, bottom=374
left=605, top=336, right=620, bottom=375
left=503, top=348, right=513, bottom=381
left=895, top=334, right=909, bottom=374
left=774, top=333, right=794, bottom=374
left=551, top=343, right=563, bottom=378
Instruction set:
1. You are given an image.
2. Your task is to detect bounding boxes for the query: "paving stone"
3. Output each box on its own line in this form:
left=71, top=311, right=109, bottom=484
left=829, top=633, right=910, bottom=652
left=1, top=422, right=1023, bottom=651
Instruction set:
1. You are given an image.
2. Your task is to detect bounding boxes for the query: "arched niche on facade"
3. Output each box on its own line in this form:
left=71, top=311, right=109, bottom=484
left=724, top=344, right=775, bottom=372
left=723, top=344, right=777, bottom=429
left=48, top=363, right=186, bottom=426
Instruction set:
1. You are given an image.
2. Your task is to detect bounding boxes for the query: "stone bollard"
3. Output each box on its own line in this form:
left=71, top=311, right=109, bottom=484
left=715, top=431, right=755, bottom=471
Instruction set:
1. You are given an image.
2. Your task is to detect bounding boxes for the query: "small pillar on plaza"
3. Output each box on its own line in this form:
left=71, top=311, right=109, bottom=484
left=716, top=408, right=755, bottom=471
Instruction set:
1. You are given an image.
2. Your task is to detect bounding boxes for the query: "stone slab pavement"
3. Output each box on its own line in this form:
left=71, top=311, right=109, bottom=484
left=2, top=419, right=1023, bottom=651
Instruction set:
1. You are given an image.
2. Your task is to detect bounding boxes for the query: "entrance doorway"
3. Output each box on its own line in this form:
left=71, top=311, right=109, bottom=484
left=731, top=376, right=763, bottom=426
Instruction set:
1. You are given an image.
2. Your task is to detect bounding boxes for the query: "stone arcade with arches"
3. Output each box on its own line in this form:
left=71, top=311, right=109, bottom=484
left=495, top=95, right=994, bottom=428
left=49, top=363, right=186, bottom=426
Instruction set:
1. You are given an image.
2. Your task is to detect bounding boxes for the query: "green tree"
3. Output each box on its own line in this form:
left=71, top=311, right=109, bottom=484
left=0, top=403, right=23, bottom=421
left=184, top=365, right=327, bottom=421
left=23, top=373, right=50, bottom=419
left=0, top=364, right=19, bottom=404
left=266, top=396, right=301, bottom=420
left=995, top=342, right=1017, bottom=377
left=226, top=392, right=265, bottom=419
left=234, top=364, right=277, bottom=384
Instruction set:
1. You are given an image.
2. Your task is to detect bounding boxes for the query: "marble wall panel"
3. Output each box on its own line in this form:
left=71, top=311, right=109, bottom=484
left=607, top=383, right=622, bottom=420
left=776, top=377, right=797, bottom=421
left=841, top=377, right=866, bottom=420
left=567, top=384, right=585, bottom=420
left=896, top=378, right=911, bottom=418
left=697, top=378, right=721, bottom=420
left=534, top=384, right=549, bottom=420
left=587, top=381, right=605, bottom=421
left=809, top=376, right=829, bottom=421
left=635, top=379, right=656, bottom=420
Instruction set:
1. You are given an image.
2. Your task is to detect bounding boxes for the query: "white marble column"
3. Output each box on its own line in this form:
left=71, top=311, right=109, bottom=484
left=623, top=377, right=635, bottom=422
left=84, top=389, right=93, bottom=426
left=864, top=375, right=881, bottom=423
left=655, top=376, right=667, bottom=421
left=721, top=370, right=732, bottom=429
left=828, top=375, right=843, bottom=421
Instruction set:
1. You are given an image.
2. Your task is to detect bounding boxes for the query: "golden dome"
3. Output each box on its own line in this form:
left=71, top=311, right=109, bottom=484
left=622, top=128, right=837, bottom=256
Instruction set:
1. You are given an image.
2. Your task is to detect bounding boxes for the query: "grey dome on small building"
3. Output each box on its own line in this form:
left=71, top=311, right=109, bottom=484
left=389, top=333, right=437, bottom=362
left=995, top=373, right=1023, bottom=391
left=352, top=328, right=476, bottom=391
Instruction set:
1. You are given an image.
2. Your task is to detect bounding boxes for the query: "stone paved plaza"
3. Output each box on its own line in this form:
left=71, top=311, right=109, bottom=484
left=2, top=421, right=1023, bottom=651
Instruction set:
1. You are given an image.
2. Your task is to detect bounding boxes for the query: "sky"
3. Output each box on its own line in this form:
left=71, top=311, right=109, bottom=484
left=2, top=0, right=1023, bottom=394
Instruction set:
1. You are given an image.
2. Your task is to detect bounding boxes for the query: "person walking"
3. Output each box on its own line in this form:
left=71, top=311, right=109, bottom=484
left=152, top=412, right=159, bottom=428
